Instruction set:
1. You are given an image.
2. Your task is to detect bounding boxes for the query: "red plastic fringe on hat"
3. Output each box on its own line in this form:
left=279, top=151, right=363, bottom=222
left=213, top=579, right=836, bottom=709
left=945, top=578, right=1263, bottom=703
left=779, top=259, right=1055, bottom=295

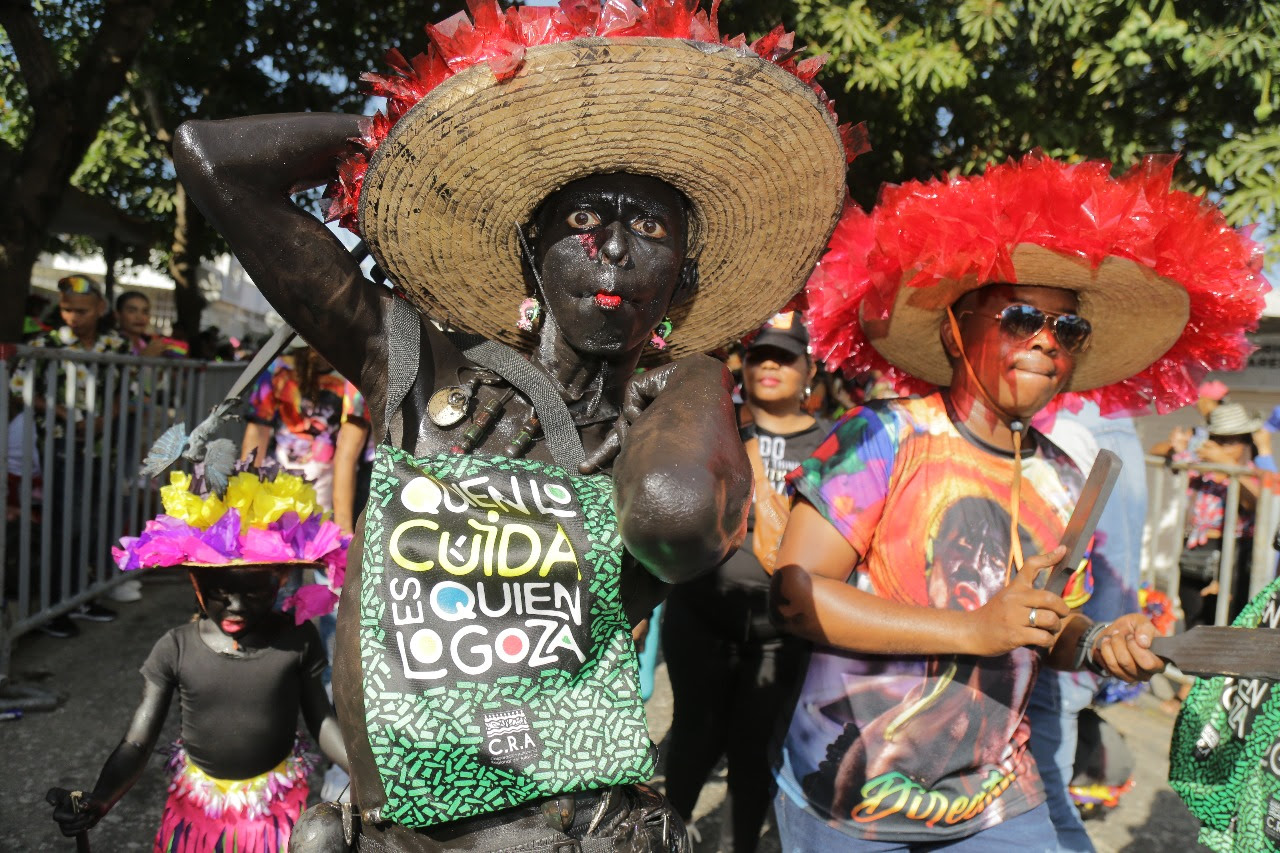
left=805, top=153, right=1272, bottom=416
left=324, top=0, right=866, bottom=232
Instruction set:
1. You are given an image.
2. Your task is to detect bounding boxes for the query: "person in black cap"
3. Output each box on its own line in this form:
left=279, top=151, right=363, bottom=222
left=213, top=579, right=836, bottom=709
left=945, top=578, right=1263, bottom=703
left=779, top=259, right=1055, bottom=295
left=660, top=312, right=830, bottom=852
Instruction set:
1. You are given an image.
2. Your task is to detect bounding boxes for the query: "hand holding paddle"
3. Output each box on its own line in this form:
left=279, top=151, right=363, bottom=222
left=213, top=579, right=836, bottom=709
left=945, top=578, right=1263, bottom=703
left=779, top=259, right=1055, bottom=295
left=968, top=545, right=1071, bottom=655
left=1089, top=613, right=1166, bottom=683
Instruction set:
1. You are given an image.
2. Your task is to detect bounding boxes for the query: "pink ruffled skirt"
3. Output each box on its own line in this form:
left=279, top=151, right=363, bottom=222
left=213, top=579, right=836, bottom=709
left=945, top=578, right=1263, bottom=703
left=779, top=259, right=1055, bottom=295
left=154, top=740, right=314, bottom=853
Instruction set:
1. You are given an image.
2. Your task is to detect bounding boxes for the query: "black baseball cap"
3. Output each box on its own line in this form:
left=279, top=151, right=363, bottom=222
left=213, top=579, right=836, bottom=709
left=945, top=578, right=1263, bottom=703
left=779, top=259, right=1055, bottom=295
left=748, top=312, right=809, bottom=359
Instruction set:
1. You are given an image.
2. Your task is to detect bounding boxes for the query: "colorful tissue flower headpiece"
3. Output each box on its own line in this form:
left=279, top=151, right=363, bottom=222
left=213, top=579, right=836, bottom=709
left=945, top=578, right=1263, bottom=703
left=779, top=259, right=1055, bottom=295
left=113, top=470, right=350, bottom=623
left=327, top=0, right=866, bottom=359
left=805, top=153, right=1271, bottom=415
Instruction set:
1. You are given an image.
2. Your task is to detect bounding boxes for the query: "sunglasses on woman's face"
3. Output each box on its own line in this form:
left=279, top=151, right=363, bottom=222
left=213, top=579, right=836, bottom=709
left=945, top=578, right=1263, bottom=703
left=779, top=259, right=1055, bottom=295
left=958, top=303, right=1093, bottom=354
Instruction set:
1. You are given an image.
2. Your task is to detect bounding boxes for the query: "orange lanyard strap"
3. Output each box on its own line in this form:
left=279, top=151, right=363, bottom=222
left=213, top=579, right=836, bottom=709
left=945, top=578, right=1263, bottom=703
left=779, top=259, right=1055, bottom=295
left=945, top=307, right=1025, bottom=576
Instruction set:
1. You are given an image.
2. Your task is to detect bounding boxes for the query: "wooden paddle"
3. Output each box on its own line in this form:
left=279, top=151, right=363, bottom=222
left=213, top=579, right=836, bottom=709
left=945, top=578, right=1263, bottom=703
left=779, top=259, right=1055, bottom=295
left=1040, top=449, right=1122, bottom=596
left=1150, top=626, right=1280, bottom=681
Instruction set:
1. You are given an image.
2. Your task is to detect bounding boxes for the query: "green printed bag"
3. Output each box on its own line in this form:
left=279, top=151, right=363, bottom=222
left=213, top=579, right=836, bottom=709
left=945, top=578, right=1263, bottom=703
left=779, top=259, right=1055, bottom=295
left=1169, top=576, right=1280, bottom=852
left=357, top=303, right=654, bottom=827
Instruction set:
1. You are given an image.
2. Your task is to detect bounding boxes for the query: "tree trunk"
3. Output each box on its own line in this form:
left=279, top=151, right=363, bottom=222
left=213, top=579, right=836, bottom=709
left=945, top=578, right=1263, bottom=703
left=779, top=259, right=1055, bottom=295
left=168, top=182, right=208, bottom=345
left=0, top=0, right=173, bottom=342
left=0, top=229, right=49, bottom=343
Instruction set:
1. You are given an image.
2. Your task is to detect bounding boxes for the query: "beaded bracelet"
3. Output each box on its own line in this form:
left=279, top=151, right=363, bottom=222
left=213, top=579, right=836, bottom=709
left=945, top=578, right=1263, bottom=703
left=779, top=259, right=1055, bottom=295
left=1074, top=620, right=1112, bottom=676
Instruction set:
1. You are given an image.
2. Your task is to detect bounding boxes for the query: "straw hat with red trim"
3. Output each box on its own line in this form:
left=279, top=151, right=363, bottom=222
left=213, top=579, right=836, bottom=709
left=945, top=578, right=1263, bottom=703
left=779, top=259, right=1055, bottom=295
left=805, top=154, right=1271, bottom=415
left=326, top=0, right=864, bottom=359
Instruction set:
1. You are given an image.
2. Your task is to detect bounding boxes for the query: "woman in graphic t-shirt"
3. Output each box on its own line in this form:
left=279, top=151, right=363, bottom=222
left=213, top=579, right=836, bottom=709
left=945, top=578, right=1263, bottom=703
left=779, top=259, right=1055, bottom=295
left=661, top=312, right=829, bottom=853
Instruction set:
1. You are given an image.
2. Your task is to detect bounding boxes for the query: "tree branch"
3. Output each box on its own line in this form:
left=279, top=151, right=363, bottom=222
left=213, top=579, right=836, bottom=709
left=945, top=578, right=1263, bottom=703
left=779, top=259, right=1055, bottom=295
left=67, top=0, right=175, bottom=139
left=0, top=0, right=62, bottom=109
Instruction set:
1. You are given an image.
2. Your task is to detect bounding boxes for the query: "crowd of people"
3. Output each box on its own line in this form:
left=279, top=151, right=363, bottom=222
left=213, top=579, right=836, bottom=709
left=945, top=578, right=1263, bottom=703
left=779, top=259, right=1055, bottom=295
left=9, top=2, right=1278, bottom=852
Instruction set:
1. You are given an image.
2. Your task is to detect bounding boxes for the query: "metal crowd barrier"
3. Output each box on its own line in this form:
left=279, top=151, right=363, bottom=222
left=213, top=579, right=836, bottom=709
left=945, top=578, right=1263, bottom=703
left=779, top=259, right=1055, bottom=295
left=0, top=344, right=242, bottom=691
left=1142, top=455, right=1280, bottom=627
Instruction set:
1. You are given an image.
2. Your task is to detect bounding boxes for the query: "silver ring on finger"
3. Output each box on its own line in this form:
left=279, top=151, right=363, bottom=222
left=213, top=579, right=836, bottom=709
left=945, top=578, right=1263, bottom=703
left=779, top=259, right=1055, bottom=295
left=1029, top=608, right=1038, bottom=628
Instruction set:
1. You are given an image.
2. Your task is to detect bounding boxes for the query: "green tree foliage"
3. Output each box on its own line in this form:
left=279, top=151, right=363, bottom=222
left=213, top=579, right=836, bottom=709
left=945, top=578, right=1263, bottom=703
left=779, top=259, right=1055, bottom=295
left=720, top=0, right=1280, bottom=235
left=1, top=0, right=461, bottom=340
left=5, top=0, right=1278, bottom=343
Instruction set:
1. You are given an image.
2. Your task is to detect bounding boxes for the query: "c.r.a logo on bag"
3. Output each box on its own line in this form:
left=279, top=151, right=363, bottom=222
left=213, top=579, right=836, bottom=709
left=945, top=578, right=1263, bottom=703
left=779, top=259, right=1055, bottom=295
left=359, top=446, right=654, bottom=827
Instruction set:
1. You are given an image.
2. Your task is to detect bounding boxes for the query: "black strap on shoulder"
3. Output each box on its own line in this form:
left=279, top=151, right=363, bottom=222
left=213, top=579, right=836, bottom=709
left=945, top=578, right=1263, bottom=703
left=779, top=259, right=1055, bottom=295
left=383, top=295, right=422, bottom=444
left=445, top=330, right=586, bottom=472
left=382, top=297, right=585, bottom=470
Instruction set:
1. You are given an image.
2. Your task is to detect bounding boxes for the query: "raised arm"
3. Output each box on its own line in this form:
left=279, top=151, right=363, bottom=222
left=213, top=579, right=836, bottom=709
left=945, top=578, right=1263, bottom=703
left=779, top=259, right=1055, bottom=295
left=49, top=678, right=173, bottom=835
left=610, top=354, right=751, bottom=583
left=172, top=114, right=385, bottom=383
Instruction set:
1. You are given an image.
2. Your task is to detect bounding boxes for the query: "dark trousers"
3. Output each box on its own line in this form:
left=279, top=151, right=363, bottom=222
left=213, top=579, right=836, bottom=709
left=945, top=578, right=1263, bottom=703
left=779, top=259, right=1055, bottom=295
left=1180, top=539, right=1254, bottom=627
left=660, top=593, right=803, bottom=853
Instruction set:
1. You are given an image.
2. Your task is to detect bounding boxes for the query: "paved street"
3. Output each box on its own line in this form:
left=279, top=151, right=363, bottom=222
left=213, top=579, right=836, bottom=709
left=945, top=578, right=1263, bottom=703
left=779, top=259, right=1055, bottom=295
left=2, top=572, right=1210, bottom=851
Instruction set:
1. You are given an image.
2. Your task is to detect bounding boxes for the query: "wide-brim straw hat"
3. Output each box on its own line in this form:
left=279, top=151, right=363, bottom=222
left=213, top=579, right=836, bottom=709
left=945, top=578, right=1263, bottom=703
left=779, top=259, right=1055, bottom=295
left=357, top=37, right=848, bottom=358
left=1206, top=402, right=1263, bottom=437
left=865, top=244, right=1190, bottom=392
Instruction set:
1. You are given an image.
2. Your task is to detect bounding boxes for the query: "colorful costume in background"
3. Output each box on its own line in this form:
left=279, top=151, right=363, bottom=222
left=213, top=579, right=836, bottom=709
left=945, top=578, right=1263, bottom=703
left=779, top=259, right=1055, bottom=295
left=246, top=358, right=349, bottom=509
left=112, top=471, right=351, bottom=851
left=1169, top=576, right=1280, bottom=852
left=144, top=617, right=325, bottom=853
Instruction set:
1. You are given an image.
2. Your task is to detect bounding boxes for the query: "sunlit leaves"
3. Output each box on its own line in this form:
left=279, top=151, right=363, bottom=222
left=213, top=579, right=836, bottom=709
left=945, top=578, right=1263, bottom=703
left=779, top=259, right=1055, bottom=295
left=720, top=0, right=1280, bottom=250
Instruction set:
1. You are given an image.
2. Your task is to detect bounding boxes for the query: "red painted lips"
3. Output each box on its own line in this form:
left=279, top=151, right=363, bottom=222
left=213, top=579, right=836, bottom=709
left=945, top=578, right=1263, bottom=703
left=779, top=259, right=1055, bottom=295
left=594, top=293, right=622, bottom=309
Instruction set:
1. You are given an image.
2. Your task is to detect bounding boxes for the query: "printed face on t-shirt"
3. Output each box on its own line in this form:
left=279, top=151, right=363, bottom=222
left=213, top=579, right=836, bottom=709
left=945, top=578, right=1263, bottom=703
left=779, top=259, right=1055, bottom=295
left=926, top=497, right=1013, bottom=612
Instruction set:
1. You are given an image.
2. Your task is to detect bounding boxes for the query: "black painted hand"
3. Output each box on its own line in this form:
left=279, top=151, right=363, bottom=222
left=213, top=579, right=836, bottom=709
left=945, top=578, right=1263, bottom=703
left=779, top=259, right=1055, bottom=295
left=580, top=362, right=681, bottom=474
left=47, top=787, right=104, bottom=835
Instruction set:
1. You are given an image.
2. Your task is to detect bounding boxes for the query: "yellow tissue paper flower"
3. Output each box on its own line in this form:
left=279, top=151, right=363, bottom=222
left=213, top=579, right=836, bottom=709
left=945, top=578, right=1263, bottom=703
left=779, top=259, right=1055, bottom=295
left=265, top=472, right=304, bottom=498
left=158, top=468, right=326, bottom=531
left=249, top=490, right=295, bottom=527
left=160, top=472, right=204, bottom=526
left=260, top=471, right=321, bottom=520
left=159, top=471, right=230, bottom=530
left=197, top=493, right=227, bottom=529
left=223, top=472, right=261, bottom=514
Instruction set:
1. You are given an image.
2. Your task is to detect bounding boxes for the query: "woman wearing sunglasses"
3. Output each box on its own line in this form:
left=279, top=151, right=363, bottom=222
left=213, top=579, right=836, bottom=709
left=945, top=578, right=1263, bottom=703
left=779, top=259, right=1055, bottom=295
left=766, top=155, right=1268, bottom=851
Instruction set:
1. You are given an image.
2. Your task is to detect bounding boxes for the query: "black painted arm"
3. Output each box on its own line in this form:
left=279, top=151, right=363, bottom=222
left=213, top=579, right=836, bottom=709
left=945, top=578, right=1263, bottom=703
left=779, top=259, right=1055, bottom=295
left=50, top=678, right=172, bottom=835
left=612, top=354, right=751, bottom=583
left=301, top=668, right=349, bottom=771
left=172, top=114, right=386, bottom=384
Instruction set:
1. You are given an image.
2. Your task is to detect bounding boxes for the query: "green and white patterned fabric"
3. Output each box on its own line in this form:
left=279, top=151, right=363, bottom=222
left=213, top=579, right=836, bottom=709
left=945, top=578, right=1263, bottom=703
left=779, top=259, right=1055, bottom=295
left=358, top=445, right=655, bottom=827
left=1170, top=576, right=1280, bottom=852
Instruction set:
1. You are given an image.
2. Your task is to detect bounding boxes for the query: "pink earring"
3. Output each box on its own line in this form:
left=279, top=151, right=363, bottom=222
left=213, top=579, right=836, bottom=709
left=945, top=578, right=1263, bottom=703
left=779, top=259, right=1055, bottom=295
left=649, top=317, right=673, bottom=350
left=517, top=298, right=541, bottom=332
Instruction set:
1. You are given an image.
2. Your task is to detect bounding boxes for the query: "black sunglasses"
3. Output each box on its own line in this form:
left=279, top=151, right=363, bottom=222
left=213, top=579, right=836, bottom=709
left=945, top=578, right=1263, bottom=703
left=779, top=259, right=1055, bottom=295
left=958, top=304, right=1093, bottom=354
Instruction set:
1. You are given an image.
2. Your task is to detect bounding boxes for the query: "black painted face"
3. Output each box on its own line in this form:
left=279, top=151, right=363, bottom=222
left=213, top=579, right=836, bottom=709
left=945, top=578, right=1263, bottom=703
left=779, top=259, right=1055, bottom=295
left=192, top=567, right=284, bottom=638
left=531, top=173, right=692, bottom=355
